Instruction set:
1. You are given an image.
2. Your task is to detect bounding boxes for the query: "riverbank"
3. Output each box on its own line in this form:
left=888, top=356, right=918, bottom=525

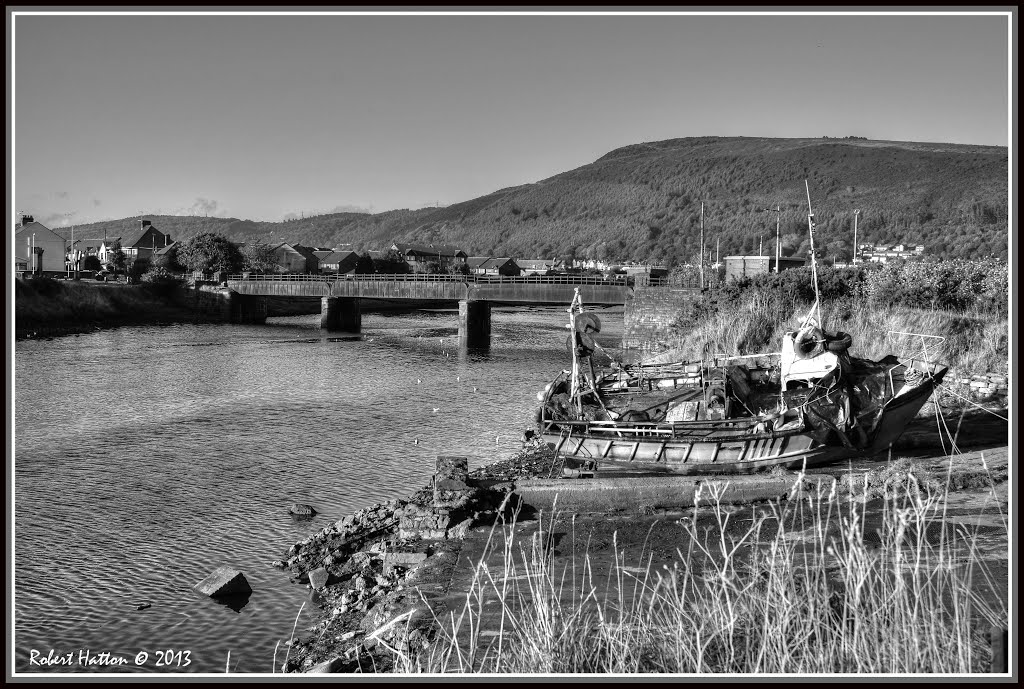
left=14, top=278, right=220, bottom=340
left=277, top=421, right=1009, bottom=674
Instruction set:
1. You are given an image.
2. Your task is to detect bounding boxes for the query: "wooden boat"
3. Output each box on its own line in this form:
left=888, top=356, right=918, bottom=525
left=538, top=330, right=947, bottom=475
left=538, top=185, right=948, bottom=476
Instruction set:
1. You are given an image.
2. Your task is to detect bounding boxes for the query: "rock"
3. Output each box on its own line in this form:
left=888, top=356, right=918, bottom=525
left=194, top=567, right=252, bottom=597
left=272, top=560, right=287, bottom=569
left=340, top=630, right=363, bottom=641
left=309, top=567, right=330, bottom=590
left=306, top=656, right=345, bottom=673
left=135, top=603, right=151, bottom=611
left=354, top=576, right=369, bottom=592
left=290, top=503, right=317, bottom=517
left=446, top=517, right=474, bottom=540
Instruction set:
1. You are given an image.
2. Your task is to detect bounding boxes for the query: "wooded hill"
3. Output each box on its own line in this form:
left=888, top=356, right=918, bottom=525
left=60, top=136, right=1008, bottom=264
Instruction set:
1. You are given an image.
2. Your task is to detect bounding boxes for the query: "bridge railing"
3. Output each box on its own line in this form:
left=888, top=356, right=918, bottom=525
left=226, top=272, right=636, bottom=286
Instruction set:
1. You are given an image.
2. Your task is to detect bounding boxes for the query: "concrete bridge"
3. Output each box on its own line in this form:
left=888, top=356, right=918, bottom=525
left=223, top=273, right=649, bottom=347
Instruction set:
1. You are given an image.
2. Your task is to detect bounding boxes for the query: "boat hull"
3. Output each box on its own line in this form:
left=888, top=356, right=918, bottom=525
left=541, top=362, right=945, bottom=476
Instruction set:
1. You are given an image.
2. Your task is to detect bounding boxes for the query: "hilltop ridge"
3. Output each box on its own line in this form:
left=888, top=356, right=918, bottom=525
left=54, top=136, right=1007, bottom=263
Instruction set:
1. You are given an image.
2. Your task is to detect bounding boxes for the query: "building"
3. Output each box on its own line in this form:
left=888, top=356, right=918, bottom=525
left=98, top=238, right=124, bottom=266
left=391, top=243, right=467, bottom=272
left=724, top=255, right=806, bottom=282
left=517, top=258, right=559, bottom=275
left=466, top=256, right=521, bottom=276
left=318, top=250, right=360, bottom=274
left=121, top=220, right=172, bottom=263
left=271, top=243, right=319, bottom=273
left=15, top=215, right=67, bottom=275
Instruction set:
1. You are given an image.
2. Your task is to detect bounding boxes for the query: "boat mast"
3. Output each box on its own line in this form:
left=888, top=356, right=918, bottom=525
left=804, top=180, right=822, bottom=325
left=568, top=288, right=583, bottom=417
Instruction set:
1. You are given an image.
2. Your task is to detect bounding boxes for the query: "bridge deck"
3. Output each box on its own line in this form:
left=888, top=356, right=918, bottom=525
left=223, top=273, right=679, bottom=305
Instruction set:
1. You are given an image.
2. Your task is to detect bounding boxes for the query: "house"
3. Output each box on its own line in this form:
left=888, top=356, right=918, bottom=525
left=121, top=220, right=172, bottom=262
left=517, top=258, right=559, bottom=275
left=271, top=243, right=319, bottom=273
left=98, top=238, right=124, bottom=266
left=318, top=250, right=360, bottom=274
left=391, top=243, right=467, bottom=272
left=15, top=215, right=67, bottom=275
left=151, top=242, right=178, bottom=266
left=312, top=250, right=334, bottom=262
left=466, top=256, right=521, bottom=276
left=724, top=255, right=806, bottom=282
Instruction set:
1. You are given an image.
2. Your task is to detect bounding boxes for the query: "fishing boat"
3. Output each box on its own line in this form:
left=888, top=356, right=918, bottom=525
left=536, top=184, right=949, bottom=476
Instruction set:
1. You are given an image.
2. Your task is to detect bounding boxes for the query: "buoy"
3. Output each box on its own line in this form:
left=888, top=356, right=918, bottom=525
left=793, top=326, right=825, bottom=360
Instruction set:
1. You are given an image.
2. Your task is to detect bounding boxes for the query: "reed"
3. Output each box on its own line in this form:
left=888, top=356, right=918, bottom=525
left=384, top=471, right=1006, bottom=674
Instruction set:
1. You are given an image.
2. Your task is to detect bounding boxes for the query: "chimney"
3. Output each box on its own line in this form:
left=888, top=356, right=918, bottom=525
left=20, top=214, right=34, bottom=227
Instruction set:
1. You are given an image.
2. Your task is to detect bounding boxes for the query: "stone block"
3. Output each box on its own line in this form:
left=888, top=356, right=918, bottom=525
left=194, top=567, right=252, bottom=597
left=309, top=567, right=330, bottom=590
left=289, top=503, right=317, bottom=517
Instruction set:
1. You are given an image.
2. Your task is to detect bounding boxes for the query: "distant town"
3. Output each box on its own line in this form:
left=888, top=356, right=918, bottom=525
left=16, top=214, right=931, bottom=284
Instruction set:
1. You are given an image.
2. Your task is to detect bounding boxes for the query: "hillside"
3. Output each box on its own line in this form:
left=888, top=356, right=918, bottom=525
left=58, top=136, right=1008, bottom=263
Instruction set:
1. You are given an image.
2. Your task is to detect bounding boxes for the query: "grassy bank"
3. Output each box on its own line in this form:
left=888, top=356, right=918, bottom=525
left=14, top=277, right=203, bottom=339
left=657, top=263, right=1008, bottom=381
left=672, top=297, right=1007, bottom=377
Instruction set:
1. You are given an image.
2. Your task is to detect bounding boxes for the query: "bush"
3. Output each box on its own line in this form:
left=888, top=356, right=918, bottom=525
left=176, top=232, right=244, bottom=274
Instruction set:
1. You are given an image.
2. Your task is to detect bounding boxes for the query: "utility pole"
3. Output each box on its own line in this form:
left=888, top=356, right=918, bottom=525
left=699, top=201, right=705, bottom=290
left=762, top=205, right=782, bottom=272
left=853, top=209, right=861, bottom=265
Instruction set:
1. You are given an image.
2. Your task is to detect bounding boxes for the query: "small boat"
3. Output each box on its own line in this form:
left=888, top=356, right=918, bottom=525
left=537, top=184, right=948, bottom=476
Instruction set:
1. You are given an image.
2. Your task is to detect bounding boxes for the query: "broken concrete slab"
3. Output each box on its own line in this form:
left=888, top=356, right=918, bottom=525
left=194, top=567, right=253, bottom=597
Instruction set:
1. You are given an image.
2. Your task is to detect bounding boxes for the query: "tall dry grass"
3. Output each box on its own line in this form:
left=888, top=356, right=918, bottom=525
left=383, top=474, right=1006, bottom=674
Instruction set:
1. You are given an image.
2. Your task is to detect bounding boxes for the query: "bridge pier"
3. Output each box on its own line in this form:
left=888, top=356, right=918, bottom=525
left=321, top=296, right=361, bottom=332
left=459, top=299, right=491, bottom=348
left=229, top=294, right=268, bottom=324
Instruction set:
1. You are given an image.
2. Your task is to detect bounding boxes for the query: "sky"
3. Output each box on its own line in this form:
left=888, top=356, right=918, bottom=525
left=12, top=10, right=1013, bottom=228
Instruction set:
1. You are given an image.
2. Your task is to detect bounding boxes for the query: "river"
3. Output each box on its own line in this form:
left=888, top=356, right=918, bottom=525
left=13, top=305, right=623, bottom=674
